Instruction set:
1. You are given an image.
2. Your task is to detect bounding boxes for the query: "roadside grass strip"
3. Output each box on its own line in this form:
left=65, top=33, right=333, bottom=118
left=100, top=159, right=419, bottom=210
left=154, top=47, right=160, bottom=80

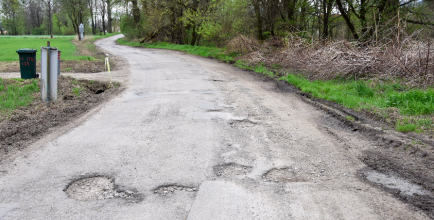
left=117, top=38, right=237, bottom=63
left=0, top=78, right=39, bottom=117
left=282, top=74, right=434, bottom=132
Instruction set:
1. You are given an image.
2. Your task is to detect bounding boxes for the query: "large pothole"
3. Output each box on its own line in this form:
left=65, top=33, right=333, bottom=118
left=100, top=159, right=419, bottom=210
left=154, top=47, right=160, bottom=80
left=65, top=176, right=143, bottom=202
left=213, top=163, right=252, bottom=177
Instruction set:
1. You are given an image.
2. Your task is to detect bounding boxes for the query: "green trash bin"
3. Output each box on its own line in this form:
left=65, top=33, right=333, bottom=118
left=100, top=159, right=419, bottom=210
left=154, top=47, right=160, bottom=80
left=16, top=48, right=38, bottom=79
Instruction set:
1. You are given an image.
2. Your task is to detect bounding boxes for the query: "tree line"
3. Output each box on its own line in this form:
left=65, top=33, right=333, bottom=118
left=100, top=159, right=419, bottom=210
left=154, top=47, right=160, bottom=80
left=0, top=0, right=124, bottom=37
left=1, top=0, right=433, bottom=44
left=121, top=0, right=434, bottom=46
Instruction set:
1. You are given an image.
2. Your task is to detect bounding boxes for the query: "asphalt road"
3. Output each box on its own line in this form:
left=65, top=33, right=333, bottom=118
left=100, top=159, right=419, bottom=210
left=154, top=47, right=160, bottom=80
left=0, top=35, right=430, bottom=219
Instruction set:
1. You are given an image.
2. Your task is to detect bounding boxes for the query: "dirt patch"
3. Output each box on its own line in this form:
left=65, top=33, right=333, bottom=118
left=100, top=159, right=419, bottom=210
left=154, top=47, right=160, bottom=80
left=65, top=175, right=143, bottom=202
left=360, top=149, right=434, bottom=218
left=153, top=185, right=197, bottom=196
left=0, top=76, right=122, bottom=162
left=213, top=163, right=252, bottom=177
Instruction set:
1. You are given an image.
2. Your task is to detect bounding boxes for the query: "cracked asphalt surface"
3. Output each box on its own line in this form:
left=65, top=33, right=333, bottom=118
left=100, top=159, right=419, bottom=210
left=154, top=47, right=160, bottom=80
left=0, top=35, right=430, bottom=219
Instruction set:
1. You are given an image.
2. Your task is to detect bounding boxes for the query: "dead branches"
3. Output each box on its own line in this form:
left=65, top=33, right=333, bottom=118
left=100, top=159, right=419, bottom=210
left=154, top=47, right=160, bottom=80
left=232, top=33, right=434, bottom=87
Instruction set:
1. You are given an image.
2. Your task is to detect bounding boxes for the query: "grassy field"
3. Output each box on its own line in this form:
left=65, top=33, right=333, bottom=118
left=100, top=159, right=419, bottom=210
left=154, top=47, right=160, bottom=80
left=0, top=36, right=90, bottom=61
left=0, top=33, right=121, bottom=62
left=118, top=37, right=434, bottom=133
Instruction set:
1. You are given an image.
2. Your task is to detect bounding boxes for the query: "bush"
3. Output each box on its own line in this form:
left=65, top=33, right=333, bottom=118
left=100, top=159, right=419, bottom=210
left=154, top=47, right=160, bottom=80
left=120, top=15, right=146, bottom=38
left=32, top=27, right=45, bottom=35
left=61, top=27, right=75, bottom=35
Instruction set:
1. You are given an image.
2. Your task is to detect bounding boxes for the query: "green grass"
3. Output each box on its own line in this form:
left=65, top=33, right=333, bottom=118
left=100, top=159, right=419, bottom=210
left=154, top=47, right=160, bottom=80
left=117, top=38, right=236, bottom=63
left=235, top=60, right=277, bottom=77
left=0, top=33, right=121, bottom=62
left=280, top=74, right=434, bottom=132
left=0, top=36, right=87, bottom=61
left=281, top=74, right=434, bottom=116
left=396, top=120, right=417, bottom=132
left=0, top=78, right=39, bottom=116
left=72, top=87, right=81, bottom=96
left=346, top=115, right=355, bottom=121
left=91, top=32, right=121, bottom=40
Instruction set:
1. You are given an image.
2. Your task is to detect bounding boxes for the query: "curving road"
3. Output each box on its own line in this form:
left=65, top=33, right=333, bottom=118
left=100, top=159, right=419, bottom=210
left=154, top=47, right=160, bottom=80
left=0, top=35, right=429, bottom=219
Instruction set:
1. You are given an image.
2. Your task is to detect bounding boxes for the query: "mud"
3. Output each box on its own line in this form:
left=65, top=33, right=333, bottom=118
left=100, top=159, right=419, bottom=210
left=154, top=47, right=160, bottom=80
left=0, top=76, right=122, bottom=162
left=273, top=78, right=434, bottom=218
left=361, top=149, right=434, bottom=218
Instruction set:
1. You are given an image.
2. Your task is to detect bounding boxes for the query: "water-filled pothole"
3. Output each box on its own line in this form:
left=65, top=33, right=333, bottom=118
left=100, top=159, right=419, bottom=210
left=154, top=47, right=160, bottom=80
left=154, top=185, right=197, bottom=196
left=213, top=163, right=252, bottom=177
left=65, top=176, right=143, bottom=202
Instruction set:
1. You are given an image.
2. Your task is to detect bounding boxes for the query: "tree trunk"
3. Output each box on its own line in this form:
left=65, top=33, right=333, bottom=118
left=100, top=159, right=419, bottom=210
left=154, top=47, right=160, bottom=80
left=107, top=0, right=112, bottom=33
left=336, top=0, right=359, bottom=40
left=49, top=0, right=53, bottom=38
left=252, top=0, right=263, bottom=40
left=191, top=25, right=197, bottom=46
left=89, top=0, right=96, bottom=35
left=131, top=0, right=140, bottom=24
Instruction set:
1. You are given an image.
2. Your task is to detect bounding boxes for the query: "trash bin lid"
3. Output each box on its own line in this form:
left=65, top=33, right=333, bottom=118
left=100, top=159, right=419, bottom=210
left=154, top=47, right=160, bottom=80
left=16, top=48, right=37, bottom=53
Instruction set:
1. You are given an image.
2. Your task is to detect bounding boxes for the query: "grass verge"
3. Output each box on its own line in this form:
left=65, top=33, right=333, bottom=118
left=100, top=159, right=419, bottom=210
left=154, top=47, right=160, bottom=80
left=117, top=38, right=237, bottom=63
left=117, top=38, right=434, bottom=134
left=0, top=78, right=39, bottom=118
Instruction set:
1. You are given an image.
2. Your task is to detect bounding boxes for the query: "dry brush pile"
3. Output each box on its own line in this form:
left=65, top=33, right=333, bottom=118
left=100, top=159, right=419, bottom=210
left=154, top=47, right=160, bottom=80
left=228, top=31, right=434, bottom=86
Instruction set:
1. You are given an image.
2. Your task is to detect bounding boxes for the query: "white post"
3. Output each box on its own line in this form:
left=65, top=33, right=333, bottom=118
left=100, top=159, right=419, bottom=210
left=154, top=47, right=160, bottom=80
left=79, top=23, right=84, bottom=41
left=41, top=47, right=58, bottom=102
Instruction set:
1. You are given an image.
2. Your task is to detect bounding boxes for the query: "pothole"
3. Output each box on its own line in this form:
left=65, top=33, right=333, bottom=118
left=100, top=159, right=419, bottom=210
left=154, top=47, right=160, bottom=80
left=361, top=170, right=433, bottom=197
left=65, top=176, right=143, bottom=202
left=228, top=119, right=257, bottom=128
left=213, top=163, right=253, bottom=177
left=154, top=185, right=197, bottom=196
left=263, top=167, right=308, bottom=183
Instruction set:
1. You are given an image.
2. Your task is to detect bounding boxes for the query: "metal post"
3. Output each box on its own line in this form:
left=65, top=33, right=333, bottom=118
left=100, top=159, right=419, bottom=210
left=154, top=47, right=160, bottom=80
left=58, top=51, right=61, bottom=76
left=47, top=41, right=50, bottom=106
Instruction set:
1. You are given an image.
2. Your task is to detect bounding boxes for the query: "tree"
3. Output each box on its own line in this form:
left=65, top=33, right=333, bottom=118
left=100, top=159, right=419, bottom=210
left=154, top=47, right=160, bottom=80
left=59, top=0, right=89, bottom=38
left=0, top=0, right=22, bottom=35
